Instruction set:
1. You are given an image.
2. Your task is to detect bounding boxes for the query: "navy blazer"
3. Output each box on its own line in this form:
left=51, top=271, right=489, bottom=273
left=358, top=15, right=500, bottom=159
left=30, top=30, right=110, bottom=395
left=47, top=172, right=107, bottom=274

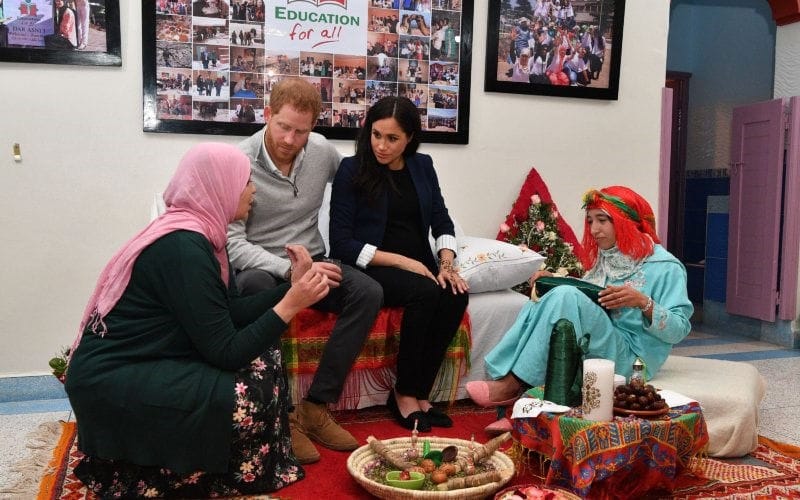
left=329, top=153, right=455, bottom=271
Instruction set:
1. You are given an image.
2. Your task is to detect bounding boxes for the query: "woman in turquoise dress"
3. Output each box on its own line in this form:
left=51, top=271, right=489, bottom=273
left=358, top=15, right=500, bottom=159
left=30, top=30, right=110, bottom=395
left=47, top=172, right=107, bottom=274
left=466, top=186, right=693, bottom=407
left=65, top=143, right=330, bottom=498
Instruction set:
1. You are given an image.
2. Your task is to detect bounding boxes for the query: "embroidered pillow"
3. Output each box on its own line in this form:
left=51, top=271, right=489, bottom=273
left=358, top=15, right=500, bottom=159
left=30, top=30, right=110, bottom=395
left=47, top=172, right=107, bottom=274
left=456, top=237, right=545, bottom=293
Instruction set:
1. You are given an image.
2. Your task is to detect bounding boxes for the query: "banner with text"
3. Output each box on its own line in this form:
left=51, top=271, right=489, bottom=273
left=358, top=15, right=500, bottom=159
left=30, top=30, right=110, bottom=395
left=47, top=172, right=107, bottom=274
left=266, top=0, right=366, bottom=53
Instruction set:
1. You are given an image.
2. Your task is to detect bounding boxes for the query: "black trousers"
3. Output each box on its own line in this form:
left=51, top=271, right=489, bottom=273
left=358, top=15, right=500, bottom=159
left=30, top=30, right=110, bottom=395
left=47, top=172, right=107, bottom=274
left=236, top=263, right=383, bottom=404
left=366, top=266, right=469, bottom=400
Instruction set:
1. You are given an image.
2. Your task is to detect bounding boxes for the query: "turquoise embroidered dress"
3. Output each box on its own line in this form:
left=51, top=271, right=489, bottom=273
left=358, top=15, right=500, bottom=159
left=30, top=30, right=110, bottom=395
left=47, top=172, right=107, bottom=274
left=484, top=244, right=693, bottom=383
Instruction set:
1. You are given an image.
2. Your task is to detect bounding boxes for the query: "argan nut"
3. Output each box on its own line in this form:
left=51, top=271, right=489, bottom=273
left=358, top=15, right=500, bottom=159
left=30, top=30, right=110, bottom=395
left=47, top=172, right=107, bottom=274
left=431, top=470, right=448, bottom=484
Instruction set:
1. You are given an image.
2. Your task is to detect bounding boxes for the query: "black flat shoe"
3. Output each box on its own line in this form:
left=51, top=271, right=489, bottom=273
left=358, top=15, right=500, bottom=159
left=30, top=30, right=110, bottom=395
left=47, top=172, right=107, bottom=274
left=387, top=391, right=431, bottom=432
left=424, top=407, right=453, bottom=428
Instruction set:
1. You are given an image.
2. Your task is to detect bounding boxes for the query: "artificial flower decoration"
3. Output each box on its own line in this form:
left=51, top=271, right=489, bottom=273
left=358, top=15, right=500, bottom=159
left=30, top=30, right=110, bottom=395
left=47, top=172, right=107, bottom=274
left=497, top=168, right=584, bottom=295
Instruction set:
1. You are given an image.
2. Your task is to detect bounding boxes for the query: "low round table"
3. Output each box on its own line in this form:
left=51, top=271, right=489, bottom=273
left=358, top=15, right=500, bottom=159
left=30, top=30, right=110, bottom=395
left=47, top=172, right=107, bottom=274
left=511, top=389, right=709, bottom=498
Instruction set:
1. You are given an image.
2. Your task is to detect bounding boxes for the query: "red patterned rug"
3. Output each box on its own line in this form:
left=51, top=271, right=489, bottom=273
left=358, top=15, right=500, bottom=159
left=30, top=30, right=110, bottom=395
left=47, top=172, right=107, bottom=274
left=7, top=402, right=800, bottom=499
left=669, top=436, right=800, bottom=499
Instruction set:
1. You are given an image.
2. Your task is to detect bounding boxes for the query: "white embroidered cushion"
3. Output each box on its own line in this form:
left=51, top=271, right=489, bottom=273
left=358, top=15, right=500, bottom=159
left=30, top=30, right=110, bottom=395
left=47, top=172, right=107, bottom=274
left=456, top=236, right=545, bottom=293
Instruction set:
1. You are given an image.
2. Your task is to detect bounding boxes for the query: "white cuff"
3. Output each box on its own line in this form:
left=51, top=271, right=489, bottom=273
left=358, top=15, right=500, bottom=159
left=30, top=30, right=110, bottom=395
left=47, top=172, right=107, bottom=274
left=435, top=234, right=458, bottom=255
left=356, top=244, right=377, bottom=269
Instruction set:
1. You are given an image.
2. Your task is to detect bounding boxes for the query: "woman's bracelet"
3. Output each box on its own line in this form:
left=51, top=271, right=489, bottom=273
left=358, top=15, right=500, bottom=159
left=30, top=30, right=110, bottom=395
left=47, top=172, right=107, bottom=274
left=640, top=296, right=654, bottom=314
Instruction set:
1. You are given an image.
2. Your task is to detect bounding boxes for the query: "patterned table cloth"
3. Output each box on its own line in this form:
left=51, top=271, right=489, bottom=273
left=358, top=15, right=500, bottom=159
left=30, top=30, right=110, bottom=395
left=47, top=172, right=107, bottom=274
left=512, top=389, right=709, bottom=498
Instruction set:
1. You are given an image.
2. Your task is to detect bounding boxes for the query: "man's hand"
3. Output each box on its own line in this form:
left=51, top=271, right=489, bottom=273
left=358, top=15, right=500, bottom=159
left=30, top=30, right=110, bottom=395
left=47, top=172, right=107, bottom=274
left=310, top=261, right=342, bottom=288
left=285, top=245, right=342, bottom=288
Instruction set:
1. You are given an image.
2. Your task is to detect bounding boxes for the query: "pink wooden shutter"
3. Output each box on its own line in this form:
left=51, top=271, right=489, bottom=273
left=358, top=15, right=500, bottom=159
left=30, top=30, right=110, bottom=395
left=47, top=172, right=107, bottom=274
left=779, top=96, right=800, bottom=320
left=726, top=99, right=784, bottom=321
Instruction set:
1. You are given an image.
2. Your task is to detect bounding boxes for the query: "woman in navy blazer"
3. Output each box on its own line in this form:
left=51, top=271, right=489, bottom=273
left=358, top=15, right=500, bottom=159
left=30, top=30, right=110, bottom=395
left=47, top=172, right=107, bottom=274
left=329, top=97, right=469, bottom=431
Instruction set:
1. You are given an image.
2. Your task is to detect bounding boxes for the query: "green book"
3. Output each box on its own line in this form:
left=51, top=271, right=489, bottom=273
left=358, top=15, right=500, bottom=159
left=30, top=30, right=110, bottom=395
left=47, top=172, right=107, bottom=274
left=534, top=276, right=605, bottom=305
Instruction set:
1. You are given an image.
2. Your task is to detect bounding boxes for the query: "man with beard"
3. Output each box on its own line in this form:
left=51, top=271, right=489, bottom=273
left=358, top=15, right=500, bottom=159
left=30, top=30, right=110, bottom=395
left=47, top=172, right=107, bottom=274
left=227, top=78, right=382, bottom=465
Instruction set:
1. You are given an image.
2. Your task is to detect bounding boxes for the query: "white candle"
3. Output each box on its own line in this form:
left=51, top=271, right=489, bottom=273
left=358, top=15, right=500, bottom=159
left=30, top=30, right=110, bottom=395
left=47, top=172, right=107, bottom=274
left=582, top=359, right=615, bottom=421
left=614, top=374, right=626, bottom=389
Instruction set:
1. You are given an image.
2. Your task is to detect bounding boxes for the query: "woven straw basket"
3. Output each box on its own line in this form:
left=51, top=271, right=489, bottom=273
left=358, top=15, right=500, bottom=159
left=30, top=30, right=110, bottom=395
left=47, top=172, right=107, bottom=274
left=494, top=484, right=582, bottom=500
left=347, top=436, right=515, bottom=499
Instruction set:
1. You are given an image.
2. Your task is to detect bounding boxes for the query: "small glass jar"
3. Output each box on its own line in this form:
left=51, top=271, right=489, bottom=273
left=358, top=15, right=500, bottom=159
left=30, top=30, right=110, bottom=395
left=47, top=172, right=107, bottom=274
left=630, top=357, right=645, bottom=386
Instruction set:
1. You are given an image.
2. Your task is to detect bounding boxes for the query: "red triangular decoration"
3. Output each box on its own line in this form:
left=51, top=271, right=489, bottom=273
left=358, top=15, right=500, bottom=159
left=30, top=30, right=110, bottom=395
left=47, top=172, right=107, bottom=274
left=496, top=167, right=584, bottom=264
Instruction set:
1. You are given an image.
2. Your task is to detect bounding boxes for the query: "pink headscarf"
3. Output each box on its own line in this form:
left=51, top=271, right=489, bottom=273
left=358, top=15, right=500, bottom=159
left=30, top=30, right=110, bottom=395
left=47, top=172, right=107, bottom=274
left=70, top=143, right=250, bottom=353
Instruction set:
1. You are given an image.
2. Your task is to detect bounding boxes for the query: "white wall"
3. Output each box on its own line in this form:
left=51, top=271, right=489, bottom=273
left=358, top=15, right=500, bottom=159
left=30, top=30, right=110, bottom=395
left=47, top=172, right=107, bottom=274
left=668, top=0, right=776, bottom=173
left=0, top=1, right=671, bottom=375
left=775, top=22, right=800, bottom=98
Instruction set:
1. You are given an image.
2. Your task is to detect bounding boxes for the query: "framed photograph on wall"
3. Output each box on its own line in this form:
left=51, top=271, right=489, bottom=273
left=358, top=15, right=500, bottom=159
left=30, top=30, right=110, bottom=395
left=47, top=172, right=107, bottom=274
left=484, top=0, right=624, bottom=100
left=0, top=0, right=121, bottom=66
left=142, top=0, right=474, bottom=144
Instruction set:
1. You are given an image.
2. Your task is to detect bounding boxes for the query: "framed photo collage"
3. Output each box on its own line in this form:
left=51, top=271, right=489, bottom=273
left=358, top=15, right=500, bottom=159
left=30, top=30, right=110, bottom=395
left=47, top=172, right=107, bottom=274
left=144, top=0, right=473, bottom=143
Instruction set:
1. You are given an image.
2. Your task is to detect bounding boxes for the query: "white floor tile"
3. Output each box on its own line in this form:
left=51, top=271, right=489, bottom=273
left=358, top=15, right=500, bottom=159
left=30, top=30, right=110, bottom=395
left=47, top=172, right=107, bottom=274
left=758, top=406, right=800, bottom=448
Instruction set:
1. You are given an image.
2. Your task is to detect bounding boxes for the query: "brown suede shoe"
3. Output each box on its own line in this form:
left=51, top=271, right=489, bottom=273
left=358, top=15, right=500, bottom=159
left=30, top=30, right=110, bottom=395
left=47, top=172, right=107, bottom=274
left=289, top=412, right=320, bottom=464
left=296, top=400, right=358, bottom=451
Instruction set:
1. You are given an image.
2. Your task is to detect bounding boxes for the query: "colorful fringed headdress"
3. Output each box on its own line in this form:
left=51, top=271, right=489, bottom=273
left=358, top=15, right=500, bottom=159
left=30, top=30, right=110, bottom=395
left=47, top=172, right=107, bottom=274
left=580, top=186, right=660, bottom=269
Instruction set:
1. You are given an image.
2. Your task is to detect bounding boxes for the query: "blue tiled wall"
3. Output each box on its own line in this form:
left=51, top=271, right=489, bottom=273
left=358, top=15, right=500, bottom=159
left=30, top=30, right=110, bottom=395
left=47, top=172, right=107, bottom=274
left=683, top=174, right=730, bottom=302
left=685, top=265, right=704, bottom=303
left=0, top=375, right=66, bottom=402
left=705, top=196, right=729, bottom=302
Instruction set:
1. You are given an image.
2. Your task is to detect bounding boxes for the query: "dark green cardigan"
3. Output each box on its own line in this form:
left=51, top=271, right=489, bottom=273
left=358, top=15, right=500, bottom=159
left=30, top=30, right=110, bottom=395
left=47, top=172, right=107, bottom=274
left=65, top=230, right=290, bottom=474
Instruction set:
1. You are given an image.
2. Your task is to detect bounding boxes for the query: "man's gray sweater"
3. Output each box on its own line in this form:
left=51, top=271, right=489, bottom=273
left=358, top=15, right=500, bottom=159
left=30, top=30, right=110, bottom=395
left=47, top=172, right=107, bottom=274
left=227, top=127, right=343, bottom=278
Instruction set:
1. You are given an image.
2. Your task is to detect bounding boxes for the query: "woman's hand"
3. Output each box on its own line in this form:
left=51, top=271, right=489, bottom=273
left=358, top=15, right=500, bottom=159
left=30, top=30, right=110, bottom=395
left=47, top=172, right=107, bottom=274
left=528, top=269, right=553, bottom=286
left=435, top=249, right=467, bottom=293
left=598, top=285, right=648, bottom=311
left=286, top=244, right=313, bottom=282
left=273, top=268, right=330, bottom=323
left=397, top=256, right=437, bottom=283
left=437, top=268, right=469, bottom=294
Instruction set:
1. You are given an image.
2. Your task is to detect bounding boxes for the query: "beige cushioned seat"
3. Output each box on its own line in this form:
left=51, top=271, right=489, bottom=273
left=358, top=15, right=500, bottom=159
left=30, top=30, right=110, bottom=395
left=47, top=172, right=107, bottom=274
left=650, top=355, right=765, bottom=457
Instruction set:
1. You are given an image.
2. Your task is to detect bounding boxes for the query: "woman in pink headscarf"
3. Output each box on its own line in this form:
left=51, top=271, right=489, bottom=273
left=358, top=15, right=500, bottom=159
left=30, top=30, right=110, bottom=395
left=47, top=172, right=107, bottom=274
left=65, top=143, right=330, bottom=497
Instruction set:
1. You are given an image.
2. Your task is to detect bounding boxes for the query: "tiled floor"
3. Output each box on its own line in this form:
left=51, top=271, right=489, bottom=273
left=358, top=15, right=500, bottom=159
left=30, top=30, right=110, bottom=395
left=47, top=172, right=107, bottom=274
left=1, top=325, right=798, bottom=493
left=671, top=328, right=800, bottom=448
